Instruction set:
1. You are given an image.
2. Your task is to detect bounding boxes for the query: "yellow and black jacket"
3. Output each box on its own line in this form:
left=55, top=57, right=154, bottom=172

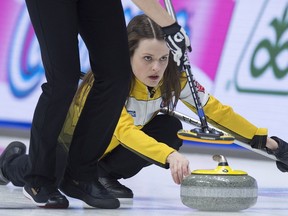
left=59, top=71, right=267, bottom=168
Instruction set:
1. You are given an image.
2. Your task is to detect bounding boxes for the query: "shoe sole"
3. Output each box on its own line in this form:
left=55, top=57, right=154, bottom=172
left=0, top=141, right=26, bottom=162
left=0, top=141, right=26, bottom=185
left=60, top=181, right=120, bottom=209
left=23, top=187, right=69, bottom=209
left=98, top=178, right=134, bottom=199
left=109, top=192, right=134, bottom=199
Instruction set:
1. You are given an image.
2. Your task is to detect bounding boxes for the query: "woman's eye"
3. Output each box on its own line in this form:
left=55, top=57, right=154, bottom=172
left=160, top=56, right=168, bottom=61
left=144, top=56, right=152, bottom=61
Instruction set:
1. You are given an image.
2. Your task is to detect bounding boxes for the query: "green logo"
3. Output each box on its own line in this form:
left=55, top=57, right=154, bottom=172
left=235, top=2, right=288, bottom=95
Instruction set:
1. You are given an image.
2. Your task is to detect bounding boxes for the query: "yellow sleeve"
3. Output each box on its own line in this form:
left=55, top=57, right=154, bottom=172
left=203, top=96, right=265, bottom=141
left=182, top=95, right=268, bottom=144
left=114, top=108, right=175, bottom=167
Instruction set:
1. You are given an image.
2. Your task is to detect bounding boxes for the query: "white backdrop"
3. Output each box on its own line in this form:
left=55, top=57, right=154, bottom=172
left=213, top=0, right=288, bottom=141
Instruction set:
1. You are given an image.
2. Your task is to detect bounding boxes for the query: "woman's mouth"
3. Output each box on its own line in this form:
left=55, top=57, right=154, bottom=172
left=148, top=75, right=159, bottom=80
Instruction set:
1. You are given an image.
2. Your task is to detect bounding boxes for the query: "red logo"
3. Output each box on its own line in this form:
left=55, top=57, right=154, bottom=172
left=194, top=80, right=205, bottom=93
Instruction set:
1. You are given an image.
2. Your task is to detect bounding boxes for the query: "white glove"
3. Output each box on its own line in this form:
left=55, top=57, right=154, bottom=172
left=162, top=22, right=191, bottom=70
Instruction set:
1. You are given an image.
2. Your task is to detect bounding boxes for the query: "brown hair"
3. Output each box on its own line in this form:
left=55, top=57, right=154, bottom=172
left=127, top=14, right=182, bottom=109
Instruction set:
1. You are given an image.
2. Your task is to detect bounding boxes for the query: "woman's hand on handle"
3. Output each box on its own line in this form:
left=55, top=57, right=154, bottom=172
left=166, top=151, right=190, bottom=184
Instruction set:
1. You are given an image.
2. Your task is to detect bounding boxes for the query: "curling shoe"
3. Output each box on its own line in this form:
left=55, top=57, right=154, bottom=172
left=23, top=185, right=69, bottom=208
left=0, top=141, right=26, bottom=185
left=59, top=174, right=120, bottom=209
left=268, top=136, right=288, bottom=172
left=99, top=177, right=134, bottom=198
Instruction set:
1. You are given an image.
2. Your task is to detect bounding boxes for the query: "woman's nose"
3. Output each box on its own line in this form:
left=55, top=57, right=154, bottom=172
left=152, top=61, right=160, bottom=71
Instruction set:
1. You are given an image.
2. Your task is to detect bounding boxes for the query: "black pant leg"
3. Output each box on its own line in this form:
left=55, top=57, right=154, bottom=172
left=98, top=115, right=183, bottom=179
left=24, top=0, right=131, bottom=185
left=66, top=0, right=131, bottom=181
left=142, top=114, right=183, bottom=151
left=24, top=0, right=80, bottom=186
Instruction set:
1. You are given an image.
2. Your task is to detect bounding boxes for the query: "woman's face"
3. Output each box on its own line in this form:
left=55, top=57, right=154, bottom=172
left=131, top=38, right=170, bottom=87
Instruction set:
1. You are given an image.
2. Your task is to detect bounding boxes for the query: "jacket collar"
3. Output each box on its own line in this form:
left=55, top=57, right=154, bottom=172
left=133, top=77, right=163, bottom=95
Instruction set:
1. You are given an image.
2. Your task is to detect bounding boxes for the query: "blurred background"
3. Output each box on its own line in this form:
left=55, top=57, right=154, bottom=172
left=1, top=0, right=288, bottom=187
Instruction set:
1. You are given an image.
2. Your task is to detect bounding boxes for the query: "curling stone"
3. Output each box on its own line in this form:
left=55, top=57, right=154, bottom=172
left=180, top=155, right=258, bottom=211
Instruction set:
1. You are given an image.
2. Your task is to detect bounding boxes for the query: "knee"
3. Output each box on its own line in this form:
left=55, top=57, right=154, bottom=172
left=154, top=115, right=183, bottom=150
left=157, top=114, right=183, bottom=132
left=169, top=136, right=183, bottom=151
left=165, top=115, right=183, bottom=150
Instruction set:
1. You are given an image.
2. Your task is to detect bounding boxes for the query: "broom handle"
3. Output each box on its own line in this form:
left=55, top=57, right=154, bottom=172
left=163, top=0, right=210, bottom=132
left=164, top=0, right=177, bottom=20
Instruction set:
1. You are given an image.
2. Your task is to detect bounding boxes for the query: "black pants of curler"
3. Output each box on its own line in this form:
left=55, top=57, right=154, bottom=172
left=24, top=0, right=131, bottom=187
left=98, top=114, right=183, bottom=179
left=3, top=115, right=183, bottom=186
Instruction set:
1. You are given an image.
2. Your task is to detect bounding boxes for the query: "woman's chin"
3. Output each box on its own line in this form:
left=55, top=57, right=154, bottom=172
left=146, top=80, right=159, bottom=87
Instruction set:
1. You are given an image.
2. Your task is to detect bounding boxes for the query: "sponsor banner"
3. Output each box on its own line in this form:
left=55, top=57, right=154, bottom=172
left=235, top=1, right=288, bottom=94
left=0, top=0, right=233, bottom=130
left=214, top=0, right=288, bottom=140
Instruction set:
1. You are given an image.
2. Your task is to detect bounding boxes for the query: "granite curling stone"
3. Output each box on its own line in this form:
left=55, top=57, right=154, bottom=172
left=180, top=155, right=258, bottom=211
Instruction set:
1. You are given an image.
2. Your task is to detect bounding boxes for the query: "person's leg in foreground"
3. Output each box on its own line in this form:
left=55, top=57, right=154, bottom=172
left=21, top=0, right=130, bottom=209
